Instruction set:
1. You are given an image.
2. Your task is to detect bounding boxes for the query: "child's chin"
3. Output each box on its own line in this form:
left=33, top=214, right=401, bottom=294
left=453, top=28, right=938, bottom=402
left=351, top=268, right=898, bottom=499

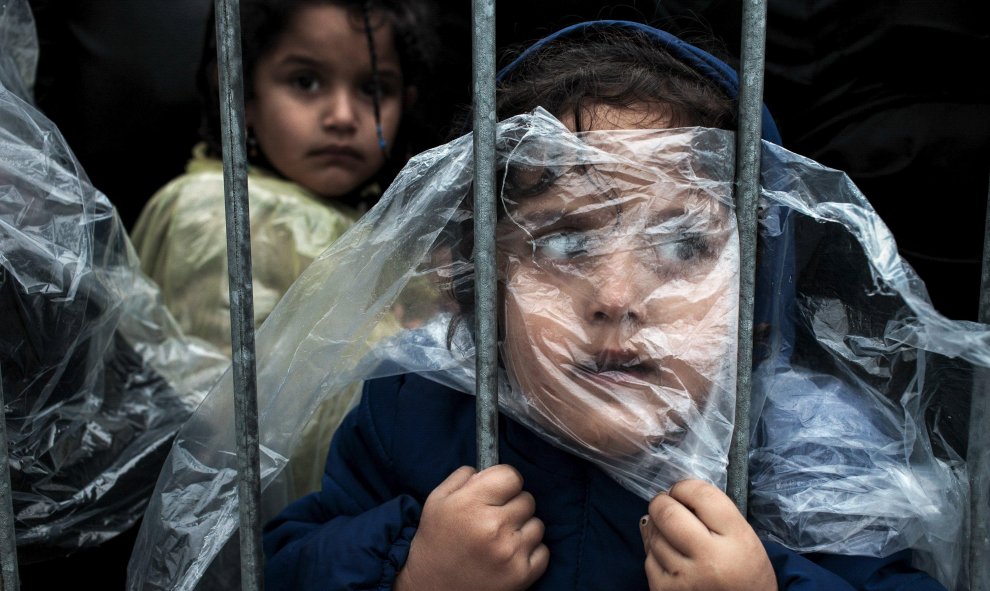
left=564, top=418, right=661, bottom=458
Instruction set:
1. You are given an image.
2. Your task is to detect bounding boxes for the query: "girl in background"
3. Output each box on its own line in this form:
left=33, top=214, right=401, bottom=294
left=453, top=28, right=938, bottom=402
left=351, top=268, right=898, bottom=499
left=131, top=0, right=437, bottom=354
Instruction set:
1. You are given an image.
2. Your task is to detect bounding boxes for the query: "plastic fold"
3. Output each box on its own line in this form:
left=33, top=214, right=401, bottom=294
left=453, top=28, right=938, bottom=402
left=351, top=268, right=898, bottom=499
left=0, top=0, right=228, bottom=561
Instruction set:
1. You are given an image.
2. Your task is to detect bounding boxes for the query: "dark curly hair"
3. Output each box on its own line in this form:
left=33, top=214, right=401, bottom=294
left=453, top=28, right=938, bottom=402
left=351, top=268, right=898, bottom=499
left=496, top=27, right=736, bottom=128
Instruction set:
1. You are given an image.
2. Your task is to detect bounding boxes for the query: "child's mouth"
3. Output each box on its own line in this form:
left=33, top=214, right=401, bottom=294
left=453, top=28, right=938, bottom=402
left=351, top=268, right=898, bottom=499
left=308, top=145, right=364, bottom=163
left=574, top=356, right=661, bottom=385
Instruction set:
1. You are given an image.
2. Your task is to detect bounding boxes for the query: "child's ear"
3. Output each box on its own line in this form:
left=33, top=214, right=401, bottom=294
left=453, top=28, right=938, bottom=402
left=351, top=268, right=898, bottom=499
left=403, top=85, right=418, bottom=110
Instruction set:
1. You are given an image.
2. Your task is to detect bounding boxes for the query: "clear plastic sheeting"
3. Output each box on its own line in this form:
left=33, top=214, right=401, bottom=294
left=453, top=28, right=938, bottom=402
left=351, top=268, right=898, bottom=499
left=747, top=143, right=979, bottom=589
left=0, top=0, right=229, bottom=561
left=128, top=109, right=979, bottom=590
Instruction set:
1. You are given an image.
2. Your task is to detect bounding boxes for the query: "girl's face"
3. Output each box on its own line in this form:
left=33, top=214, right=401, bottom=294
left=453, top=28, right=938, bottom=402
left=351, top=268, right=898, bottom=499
left=246, top=4, right=406, bottom=199
left=497, top=104, right=739, bottom=458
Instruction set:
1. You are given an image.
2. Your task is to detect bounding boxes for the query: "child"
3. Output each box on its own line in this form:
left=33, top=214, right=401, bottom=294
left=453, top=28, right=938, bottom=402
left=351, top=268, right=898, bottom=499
left=259, top=22, right=957, bottom=591
left=130, top=0, right=437, bottom=354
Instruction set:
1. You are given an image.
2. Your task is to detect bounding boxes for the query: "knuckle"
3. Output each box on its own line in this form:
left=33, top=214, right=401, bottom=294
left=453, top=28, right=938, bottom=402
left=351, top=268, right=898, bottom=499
left=520, top=517, right=544, bottom=546
left=650, top=498, right=679, bottom=523
left=669, top=478, right=703, bottom=498
left=491, top=463, right=524, bottom=483
left=489, top=536, right=518, bottom=564
left=475, top=514, right=503, bottom=543
left=531, top=516, right=545, bottom=538
left=532, top=543, right=550, bottom=572
left=520, top=491, right=537, bottom=513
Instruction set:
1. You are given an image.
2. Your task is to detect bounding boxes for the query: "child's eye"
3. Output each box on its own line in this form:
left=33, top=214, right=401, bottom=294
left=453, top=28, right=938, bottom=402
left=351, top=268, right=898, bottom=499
left=502, top=165, right=560, bottom=198
left=292, top=73, right=321, bottom=93
left=360, top=80, right=379, bottom=97
left=654, top=232, right=714, bottom=263
left=360, top=79, right=398, bottom=98
left=532, top=232, right=590, bottom=260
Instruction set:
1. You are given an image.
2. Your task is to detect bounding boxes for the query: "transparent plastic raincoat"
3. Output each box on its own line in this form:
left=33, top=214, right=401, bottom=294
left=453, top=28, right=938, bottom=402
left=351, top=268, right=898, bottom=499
left=127, top=19, right=981, bottom=591
left=0, top=0, right=228, bottom=560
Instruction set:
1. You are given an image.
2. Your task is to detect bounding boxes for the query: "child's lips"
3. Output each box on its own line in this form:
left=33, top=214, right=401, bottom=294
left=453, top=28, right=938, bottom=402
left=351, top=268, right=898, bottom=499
left=308, top=145, right=364, bottom=162
left=574, top=357, right=662, bottom=386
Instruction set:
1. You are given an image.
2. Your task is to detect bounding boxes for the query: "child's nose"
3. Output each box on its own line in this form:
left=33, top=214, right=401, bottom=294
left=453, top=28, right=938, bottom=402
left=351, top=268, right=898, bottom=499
left=321, top=90, right=358, bottom=131
left=585, top=252, right=649, bottom=324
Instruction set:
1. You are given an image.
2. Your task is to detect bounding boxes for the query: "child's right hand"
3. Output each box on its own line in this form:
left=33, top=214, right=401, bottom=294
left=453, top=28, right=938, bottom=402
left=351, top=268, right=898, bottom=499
left=395, top=465, right=549, bottom=591
left=639, top=479, right=776, bottom=591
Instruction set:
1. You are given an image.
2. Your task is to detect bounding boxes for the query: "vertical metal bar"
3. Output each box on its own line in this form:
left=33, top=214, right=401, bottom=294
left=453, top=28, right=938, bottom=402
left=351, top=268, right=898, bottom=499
left=213, top=1, right=264, bottom=589
left=0, top=374, right=20, bottom=591
left=968, top=175, right=990, bottom=590
left=472, top=0, right=499, bottom=470
left=979, top=173, right=990, bottom=324
left=726, top=0, right=768, bottom=515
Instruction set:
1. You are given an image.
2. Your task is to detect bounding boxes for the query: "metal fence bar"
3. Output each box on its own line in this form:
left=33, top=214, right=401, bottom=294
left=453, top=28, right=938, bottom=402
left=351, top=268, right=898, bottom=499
left=981, top=173, right=990, bottom=324
left=969, top=174, right=990, bottom=590
left=726, top=0, right=768, bottom=515
left=0, top=376, right=19, bottom=591
left=214, top=0, right=265, bottom=589
left=472, top=0, right=499, bottom=471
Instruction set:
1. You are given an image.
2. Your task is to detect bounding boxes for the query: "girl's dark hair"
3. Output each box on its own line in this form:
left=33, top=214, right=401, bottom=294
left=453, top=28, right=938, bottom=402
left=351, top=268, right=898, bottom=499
left=196, top=0, right=439, bottom=200
left=446, top=26, right=737, bottom=338
left=496, top=27, right=736, bottom=129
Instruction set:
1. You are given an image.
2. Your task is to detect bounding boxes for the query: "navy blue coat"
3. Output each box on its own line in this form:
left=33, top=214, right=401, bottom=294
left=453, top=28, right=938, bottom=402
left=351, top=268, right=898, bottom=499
left=263, top=373, right=946, bottom=590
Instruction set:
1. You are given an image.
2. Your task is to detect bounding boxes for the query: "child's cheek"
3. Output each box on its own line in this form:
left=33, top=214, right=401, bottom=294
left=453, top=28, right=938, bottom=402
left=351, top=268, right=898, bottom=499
left=502, top=258, right=582, bottom=329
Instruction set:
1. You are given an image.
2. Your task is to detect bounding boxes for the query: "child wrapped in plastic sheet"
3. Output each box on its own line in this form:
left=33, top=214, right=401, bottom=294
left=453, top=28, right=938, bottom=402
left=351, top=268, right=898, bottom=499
left=128, top=20, right=980, bottom=591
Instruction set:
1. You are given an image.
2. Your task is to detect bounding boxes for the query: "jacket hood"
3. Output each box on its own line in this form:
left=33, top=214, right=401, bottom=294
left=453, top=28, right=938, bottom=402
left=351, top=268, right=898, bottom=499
left=496, top=20, right=783, bottom=145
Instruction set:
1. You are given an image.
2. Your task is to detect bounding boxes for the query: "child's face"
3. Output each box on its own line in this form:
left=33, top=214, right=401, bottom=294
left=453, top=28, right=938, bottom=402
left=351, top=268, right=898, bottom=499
left=246, top=4, right=406, bottom=199
left=496, top=105, right=739, bottom=459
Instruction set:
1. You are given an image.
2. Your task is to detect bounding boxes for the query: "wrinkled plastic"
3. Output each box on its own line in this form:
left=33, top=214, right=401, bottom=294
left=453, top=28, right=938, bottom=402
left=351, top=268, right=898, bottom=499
left=128, top=109, right=980, bottom=590
left=492, top=124, right=739, bottom=493
left=747, top=144, right=978, bottom=587
left=0, top=0, right=229, bottom=560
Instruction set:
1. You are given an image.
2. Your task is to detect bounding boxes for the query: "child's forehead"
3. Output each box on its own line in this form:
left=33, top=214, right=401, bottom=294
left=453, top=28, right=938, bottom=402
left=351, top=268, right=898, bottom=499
left=498, top=119, right=736, bottom=222
left=273, top=4, right=400, bottom=65
left=507, top=121, right=725, bottom=184
left=557, top=102, right=674, bottom=133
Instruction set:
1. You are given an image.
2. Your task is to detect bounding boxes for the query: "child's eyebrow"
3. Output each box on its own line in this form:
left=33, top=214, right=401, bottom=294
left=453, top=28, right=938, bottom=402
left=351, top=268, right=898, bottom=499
left=275, top=54, right=324, bottom=69
left=374, top=69, right=403, bottom=82
left=506, top=194, right=621, bottom=232
left=274, top=54, right=403, bottom=80
left=644, top=196, right=729, bottom=229
left=504, top=203, right=562, bottom=229
left=647, top=205, right=688, bottom=225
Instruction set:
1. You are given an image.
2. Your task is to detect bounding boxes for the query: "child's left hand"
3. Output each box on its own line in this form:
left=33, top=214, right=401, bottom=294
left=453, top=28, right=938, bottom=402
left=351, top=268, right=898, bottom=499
left=639, top=479, right=776, bottom=591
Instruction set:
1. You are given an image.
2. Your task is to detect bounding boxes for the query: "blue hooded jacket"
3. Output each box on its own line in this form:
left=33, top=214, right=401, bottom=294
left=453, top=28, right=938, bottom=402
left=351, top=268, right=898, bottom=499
left=263, top=373, right=943, bottom=590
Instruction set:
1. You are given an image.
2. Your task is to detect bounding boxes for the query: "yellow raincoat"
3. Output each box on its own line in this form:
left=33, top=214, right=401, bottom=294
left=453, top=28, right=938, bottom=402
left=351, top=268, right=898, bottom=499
left=132, top=144, right=361, bottom=354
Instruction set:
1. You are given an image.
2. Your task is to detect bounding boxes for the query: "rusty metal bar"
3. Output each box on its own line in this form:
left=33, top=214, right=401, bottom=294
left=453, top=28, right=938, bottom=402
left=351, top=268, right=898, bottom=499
left=969, top=173, right=990, bottom=590
left=726, top=0, right=768, bottom=515
left=0, top=376, right=19, bottom=591
left=213, top=0, right=264, bottom=589
left=472, top=0, right=499, bottom=470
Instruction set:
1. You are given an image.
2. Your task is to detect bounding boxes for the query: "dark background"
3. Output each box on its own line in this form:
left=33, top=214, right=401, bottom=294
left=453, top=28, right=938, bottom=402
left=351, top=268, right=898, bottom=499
left=20, top=0, right=990, bottom=586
